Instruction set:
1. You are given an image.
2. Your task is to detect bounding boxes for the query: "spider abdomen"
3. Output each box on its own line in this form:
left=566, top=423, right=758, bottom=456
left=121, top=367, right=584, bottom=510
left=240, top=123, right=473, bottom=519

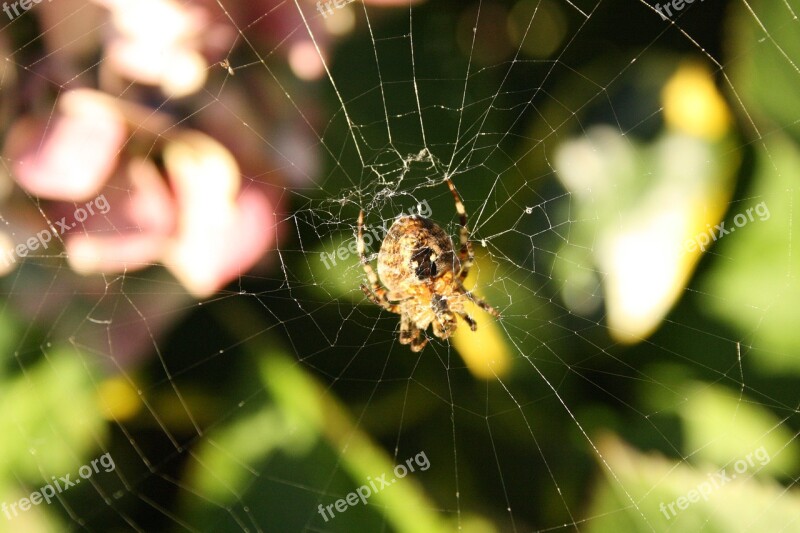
left=376, top=216, right=460, bottom=294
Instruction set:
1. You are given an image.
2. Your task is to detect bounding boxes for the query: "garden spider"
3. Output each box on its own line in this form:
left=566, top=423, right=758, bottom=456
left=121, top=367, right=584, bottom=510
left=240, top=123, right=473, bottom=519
left=357, top=179, right=500, bottom=352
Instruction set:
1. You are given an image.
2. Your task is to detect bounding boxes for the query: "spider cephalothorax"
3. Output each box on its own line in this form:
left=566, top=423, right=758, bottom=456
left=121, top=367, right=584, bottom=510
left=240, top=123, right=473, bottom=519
left=358, top=179, right=499, bottom=352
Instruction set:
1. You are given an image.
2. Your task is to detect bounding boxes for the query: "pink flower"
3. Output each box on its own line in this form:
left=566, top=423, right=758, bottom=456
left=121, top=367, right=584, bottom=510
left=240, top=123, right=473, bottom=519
left=3, top=89, right=278, bottom=298
left=0, top=0, right=423, bottom=365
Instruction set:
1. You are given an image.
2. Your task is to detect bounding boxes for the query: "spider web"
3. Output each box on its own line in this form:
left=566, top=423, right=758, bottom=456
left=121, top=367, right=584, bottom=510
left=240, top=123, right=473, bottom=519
left=1, top=0, right=800, bottom=531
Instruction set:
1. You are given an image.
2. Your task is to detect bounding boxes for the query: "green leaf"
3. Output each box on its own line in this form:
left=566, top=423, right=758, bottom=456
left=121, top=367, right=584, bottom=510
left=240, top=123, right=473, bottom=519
left=677, top=382, right=799, bottom=476
left=587, top=435, right=800, bottom=533
left=0, top=347, right=105, bottom=480
left=700, top=135, right=800, bottom=372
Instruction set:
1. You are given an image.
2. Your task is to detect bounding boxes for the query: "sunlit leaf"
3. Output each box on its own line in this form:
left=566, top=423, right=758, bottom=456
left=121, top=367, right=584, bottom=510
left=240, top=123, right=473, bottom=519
left=587, top=434, right=800, bottom=533
left=0, top=347, right=105, bottom=480
left=701, top=135, right=800, bottom=371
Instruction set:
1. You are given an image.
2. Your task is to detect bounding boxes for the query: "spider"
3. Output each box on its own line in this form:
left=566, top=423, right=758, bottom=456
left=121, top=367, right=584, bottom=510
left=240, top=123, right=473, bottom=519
left=357, top=179, right=500, bottom=352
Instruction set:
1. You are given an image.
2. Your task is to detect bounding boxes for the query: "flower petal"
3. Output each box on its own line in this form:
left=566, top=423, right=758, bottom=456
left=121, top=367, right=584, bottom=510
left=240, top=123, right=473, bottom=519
left=4, top=90, right=126, bottom=201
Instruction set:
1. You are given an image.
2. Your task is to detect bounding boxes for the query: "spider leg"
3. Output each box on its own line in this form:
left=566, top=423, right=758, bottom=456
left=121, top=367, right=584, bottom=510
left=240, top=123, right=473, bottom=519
left=410, top=332, right=428, bottom=352
left=399, top=313, right=414, bottom=345
left=401, top=312, right=428, bottom=351
left=446, top=178, right=474, bottom=281
left=432, top=314, right=458, bottom=340
left=466, top=291, right=501, bottom=318
left=360, top=284, right=399, bottom=312
left=358, top=210, right=400, bottom=313
left=457, top=312, right=478, bottom=331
